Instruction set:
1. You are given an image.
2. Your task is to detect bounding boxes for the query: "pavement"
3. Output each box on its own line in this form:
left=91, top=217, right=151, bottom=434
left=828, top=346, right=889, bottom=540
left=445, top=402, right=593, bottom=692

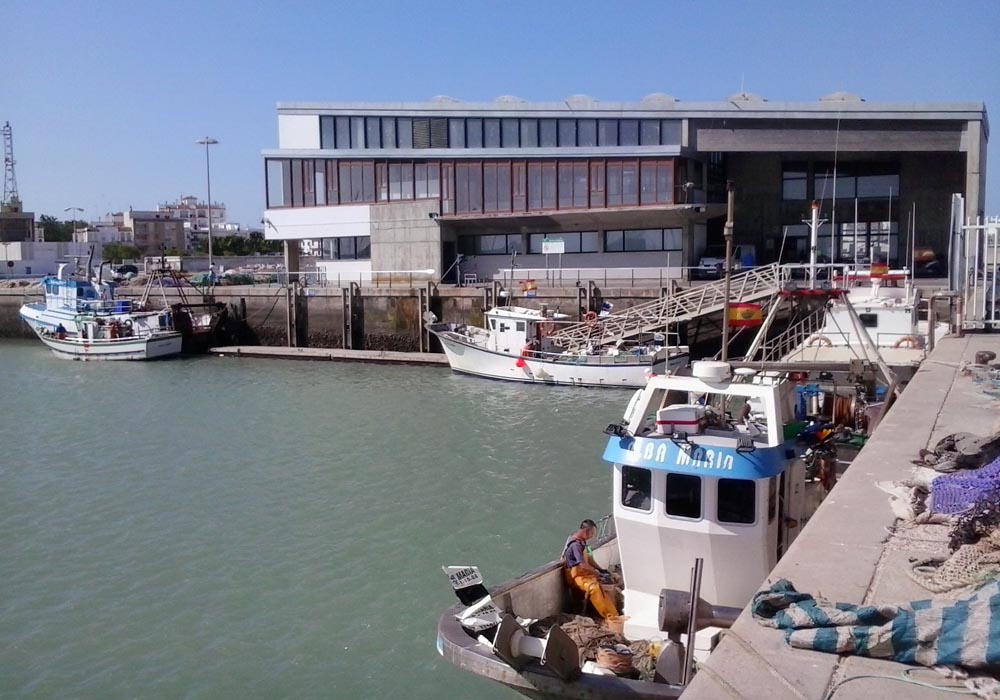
left=681, top=333, right=1000, bottom=700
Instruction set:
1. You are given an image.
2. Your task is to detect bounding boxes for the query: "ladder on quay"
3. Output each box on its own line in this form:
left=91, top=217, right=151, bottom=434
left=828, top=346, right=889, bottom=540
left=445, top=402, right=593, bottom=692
left=547, top=263, right=790, bottom=352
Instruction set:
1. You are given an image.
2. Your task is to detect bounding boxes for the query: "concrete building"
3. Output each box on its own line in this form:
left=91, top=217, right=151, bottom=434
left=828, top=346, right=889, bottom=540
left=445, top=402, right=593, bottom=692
left=0, top=198, right=35, bottom=243
left=116, top=210, right=185, bottom=255
left=261, top=95, right=988, bottom=283
left=0, top=241, right=104, bottom=276
left=72, top=222, right=134, bottom=245
left=157, top=195, right=231, bottom=251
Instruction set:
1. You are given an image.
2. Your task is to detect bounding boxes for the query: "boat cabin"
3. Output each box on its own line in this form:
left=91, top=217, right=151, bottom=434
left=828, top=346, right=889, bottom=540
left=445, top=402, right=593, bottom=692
left=483, top=306, right=568, bottom=355
left=41, top=276, right=132, bottom=315
left=604, top=361, right=811, bottom=641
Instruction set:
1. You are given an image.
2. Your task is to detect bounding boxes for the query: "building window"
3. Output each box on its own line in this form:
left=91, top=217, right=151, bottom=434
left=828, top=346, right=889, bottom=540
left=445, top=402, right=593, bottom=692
left=540, top=119, right=558, bottom=147
left=366, top=117, right=381, bottom=149
left=483, top=162, right=511, bottom=212
left=640, top=120, right=660, bottom=146
left=501, top=118, right=519, bottom=148
left=415, top=162, right=440, bottom=199
left=460, top=233, right=520, bottom=255
left=520, top=119, right=538, bottom=148
left=381, top=118, right=397, bottom=149
left=578, top=119, right=597, bottom=147
left=619, top=119, right=639, bottom=146
left=782, top=167, right=808, bottom=200
left=528, top=231, right=599, bottom=254
left=484, top=119, right=501, bottom=148
left=558, top=119, right=577, bottom=147
left=717, top=478, right=756, bottom=524
left=665, top=473, right=701, bottom=519
left=290, top=159, right=303, bottom=207
left=397, top=118, right=413, bottom=148
left=466, top=119, right=483, bottom=148
left=856, top=173, right=899, bottom=199
left=335, top=117, right=350, bottom=149
left=621, top=466, right=652, bottom=511
left=325, top=161, right=339, bottom=204
left=590, top=161, right=605, bottom=207
left=449, top=119, right=466, bottom=149
left=604, top=228, right=681, bottom=252
left=598, top=119, right=618, bottom=146
left=302, top=160, right=316, bottom=206
left=266, top=159, right=287, bottom=207
left=327, top=235, right=371, bottom=260
left=350, top=117, right=365, bottom=148
left=320, top=116, right=335, bottom=149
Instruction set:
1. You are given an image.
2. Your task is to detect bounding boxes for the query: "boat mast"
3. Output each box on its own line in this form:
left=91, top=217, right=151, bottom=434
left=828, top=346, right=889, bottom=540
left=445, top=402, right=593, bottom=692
left=721, top=181, right=735, bottom=361
left=806, top=201, right=826, bottom=290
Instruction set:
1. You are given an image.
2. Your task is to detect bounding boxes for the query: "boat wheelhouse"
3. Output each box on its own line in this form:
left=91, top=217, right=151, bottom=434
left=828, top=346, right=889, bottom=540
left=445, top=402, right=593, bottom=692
left=427, top=305, right=689, bottom=388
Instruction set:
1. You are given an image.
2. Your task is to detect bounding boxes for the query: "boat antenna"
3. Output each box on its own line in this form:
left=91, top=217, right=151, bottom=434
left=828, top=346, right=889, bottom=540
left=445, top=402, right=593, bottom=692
left=721, top=181, right=735, bottom=362
left=86, top=246, right=95, bottom=283
left=776, top=225, right=789, bottom=266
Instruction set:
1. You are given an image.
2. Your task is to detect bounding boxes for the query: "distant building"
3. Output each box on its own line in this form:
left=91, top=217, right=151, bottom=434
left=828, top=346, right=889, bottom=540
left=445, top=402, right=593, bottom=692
left=0, top=197, right=35, bottom=243
left=157, top=195, right=232, bottom=251
left=72, top=222, right=133, bottom=245
left=117, top=209, right=185, bottom=255
left=262, top=94, right=988, bottom=283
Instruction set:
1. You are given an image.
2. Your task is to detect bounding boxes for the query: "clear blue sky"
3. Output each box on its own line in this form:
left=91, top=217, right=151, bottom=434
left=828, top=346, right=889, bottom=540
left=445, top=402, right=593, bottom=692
left=4, top=0, right=999, bottom=226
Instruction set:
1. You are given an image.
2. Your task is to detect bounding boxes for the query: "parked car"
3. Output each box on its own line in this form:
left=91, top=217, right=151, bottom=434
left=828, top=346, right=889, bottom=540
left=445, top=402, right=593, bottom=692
left=691, top=244, right=757, bottom=280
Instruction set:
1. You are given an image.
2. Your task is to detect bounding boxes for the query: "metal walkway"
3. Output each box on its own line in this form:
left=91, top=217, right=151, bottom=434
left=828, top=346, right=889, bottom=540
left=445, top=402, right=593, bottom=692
left=548, top=263, right=789, bottom=351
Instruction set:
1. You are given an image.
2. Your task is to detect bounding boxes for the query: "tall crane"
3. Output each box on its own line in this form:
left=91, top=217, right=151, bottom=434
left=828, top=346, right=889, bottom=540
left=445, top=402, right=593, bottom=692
left=3, top=121, right=20, bottom=211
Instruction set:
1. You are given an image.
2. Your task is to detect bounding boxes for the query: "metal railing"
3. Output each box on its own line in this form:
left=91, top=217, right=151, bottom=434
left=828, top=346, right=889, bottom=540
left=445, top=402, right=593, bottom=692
left=548, top=263, right=789, bottom=352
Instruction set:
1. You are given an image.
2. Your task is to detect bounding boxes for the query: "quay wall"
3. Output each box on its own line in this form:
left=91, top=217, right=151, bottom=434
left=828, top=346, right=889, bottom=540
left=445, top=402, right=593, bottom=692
left=0, top=284, right=666, bottom=349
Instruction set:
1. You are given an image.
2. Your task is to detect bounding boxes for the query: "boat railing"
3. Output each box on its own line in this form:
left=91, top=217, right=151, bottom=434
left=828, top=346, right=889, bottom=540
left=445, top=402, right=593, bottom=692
left=594, top=513, right=616, bottom=540
left=527, top=348, right=655, bottom=365
left=75, top=299, right=133, bottom=314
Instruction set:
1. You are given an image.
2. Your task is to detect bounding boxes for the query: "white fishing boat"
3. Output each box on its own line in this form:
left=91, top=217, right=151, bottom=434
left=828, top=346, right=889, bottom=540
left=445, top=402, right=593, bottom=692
left=426, top=306, right=689, bottom=388
left=20, top=266, right=182, bottom=361
left=437, top=361, right=828, bottom=698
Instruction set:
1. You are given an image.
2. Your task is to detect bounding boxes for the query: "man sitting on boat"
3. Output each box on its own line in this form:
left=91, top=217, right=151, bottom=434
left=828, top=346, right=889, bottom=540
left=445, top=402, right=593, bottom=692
left=561, top=519, right=619, bottom=621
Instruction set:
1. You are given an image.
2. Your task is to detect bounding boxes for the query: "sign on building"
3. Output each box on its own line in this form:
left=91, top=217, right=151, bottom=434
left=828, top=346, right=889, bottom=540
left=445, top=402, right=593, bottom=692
left=541, top=238, right=565, bottom=255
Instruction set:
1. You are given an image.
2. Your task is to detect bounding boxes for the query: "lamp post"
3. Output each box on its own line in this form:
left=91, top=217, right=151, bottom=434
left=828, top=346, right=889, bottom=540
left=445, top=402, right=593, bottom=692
left=63, top=206, right=84, bottom=242
left=196, top=137, right=218, bottom=269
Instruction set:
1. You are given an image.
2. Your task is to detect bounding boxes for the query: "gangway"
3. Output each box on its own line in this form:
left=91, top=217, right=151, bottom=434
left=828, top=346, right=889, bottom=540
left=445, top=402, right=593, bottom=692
left=547, top=263, right=788, bottom=351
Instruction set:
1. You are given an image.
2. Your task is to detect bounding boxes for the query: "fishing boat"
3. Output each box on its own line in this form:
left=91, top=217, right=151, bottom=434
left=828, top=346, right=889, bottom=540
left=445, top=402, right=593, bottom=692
left=437, top=360, right=828, bottom=698
left=19, top=265, right=182, bottom=361
left=426, top=306, right=689, bottom=388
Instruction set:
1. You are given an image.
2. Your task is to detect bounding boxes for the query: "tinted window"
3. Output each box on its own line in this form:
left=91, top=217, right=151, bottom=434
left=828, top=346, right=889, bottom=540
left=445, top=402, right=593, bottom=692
left=718, top=478, right=756, bottom=524
left=665, top=473, right=701, bottom=519
left=621, top=466, right=652, bottom=511
left=578, top=119, right=597, bottom=147
left=859, top=313, right=878, bottom=328
left=540, top=119, right=558, bottom=147
left=558, top=119, right=577, bottom=146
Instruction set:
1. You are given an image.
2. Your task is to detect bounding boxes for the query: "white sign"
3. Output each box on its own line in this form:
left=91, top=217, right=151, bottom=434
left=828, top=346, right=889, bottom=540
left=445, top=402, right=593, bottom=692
left=541, top=238, right=565, bottom=255
left=457, top=595, right=503, bottom=632
left=443, top=565, right=484, bottom=590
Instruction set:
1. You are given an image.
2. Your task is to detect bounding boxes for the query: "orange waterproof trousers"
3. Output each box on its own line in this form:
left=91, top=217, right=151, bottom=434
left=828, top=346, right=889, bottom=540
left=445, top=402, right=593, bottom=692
left=564, top=566, right=619, bottom=619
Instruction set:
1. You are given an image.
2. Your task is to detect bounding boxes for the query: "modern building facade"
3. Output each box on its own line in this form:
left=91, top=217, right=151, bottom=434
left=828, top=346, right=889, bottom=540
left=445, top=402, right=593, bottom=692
left=115, top=210, right=186, bottom=255
left=262, top=94, right=988, bottom=283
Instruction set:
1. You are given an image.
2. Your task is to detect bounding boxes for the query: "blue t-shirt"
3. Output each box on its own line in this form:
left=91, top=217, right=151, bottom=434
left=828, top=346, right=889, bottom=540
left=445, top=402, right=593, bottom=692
left=563, top=536, right=586, bottom=569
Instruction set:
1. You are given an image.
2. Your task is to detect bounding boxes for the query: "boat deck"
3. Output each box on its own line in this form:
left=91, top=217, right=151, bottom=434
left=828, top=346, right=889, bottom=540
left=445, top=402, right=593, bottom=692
left=681, top=333, right=1000, bottom=700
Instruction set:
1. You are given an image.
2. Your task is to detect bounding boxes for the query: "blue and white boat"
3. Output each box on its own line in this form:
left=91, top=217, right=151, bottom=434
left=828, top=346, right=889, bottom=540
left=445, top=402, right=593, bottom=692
left=19, top=266, right=182, bottom=361
left=437, top=361, right=826, bottom=698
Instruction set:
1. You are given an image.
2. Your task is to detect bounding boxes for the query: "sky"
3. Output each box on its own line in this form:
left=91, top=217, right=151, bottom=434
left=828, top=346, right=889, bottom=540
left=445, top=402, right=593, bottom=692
left=3, top=0, right=999, bottom=227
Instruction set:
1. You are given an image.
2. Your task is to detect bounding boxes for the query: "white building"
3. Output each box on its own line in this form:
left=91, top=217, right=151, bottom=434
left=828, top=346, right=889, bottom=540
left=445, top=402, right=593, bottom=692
left=158, top=195, right=227, bottom=233
left=0, top=241, right=105, bottom=276
left=72, top=222, right=133, bottom=245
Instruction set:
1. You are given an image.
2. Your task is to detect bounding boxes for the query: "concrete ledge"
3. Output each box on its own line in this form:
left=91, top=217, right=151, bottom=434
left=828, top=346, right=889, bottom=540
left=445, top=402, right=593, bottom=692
left=209, top=345, right=450, bottom=365
left=681, top=335, right=1000, bottom=700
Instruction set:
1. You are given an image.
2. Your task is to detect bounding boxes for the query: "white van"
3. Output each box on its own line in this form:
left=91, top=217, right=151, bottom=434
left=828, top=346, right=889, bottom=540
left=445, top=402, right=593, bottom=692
left=692, top=244, right=756, bottom=279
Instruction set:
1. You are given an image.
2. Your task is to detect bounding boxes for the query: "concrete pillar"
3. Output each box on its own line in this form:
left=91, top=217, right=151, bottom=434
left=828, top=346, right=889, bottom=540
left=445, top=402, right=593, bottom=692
left=283, top=241, right=300, bottom=347
left=965, top=120, right=986, bottom=220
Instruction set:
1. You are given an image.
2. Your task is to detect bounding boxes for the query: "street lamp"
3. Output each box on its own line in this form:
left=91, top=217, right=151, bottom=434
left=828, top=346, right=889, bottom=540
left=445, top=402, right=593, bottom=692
left=63, top=206, right=84, bottom=242
left=196, top=137, right=219, bottom=269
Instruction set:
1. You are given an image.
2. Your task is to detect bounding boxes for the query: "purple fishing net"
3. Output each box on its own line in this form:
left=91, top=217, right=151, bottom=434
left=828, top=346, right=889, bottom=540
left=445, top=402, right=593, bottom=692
left=931, top=456, right=1000, bottom=516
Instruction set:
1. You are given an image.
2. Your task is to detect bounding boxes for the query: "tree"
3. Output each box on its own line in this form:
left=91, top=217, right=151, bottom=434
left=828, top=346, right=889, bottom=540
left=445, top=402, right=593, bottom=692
left=38, top=215, right=77, bottom=242
left=103, top=243, right=141, bottom=263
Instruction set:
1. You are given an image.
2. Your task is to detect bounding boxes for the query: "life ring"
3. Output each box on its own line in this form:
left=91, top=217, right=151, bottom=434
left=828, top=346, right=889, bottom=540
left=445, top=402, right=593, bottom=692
left=806, top=334, right=832, bottom=347
left=584, top=311, right=598, bottom=327
left=539, top=322, right=555, bottom=336
left=893, top=335, right=924, bottom=349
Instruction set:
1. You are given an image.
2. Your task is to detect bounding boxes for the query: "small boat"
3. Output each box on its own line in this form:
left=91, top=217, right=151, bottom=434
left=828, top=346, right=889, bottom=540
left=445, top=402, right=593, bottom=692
left=427, top=306, right=689, bottom=388
left=437, top=361, right=829, bottom=698
left=19, top=265, right=182, bottom=361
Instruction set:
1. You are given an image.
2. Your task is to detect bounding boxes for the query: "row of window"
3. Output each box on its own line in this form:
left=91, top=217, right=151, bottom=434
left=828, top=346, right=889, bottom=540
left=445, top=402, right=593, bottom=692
left=318, top=115, right=683, bottom=151
left=321, top=235, right=371, bottom=260
left=266, top=157, right=678, bottom=214
left=621, top=465, right=759, bottom=524
left=456, top=228, right=684, bottom=256
left=782, top=167, right=900, bottom=201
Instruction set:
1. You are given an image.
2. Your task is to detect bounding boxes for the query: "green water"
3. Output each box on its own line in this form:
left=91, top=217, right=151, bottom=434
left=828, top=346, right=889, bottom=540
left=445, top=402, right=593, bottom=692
left=0, top=341, right=626, bottom=699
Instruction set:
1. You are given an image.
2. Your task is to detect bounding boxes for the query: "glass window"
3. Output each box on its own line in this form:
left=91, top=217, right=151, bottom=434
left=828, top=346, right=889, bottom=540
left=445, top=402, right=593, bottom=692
left=381, top=118, right=396, bottom=149
left=590, top=162, right=605, bottom=207
left=366, top=117, right=381, bottom=149
left=581, top=231, right=599, bottom=252
left=449, top=119, right=465, bottom=148
left=466, top=118, right=483, bottom=148
left=640, top=120, right=660, bottom=146
left=479, top=234, right=508, bottom=255
left=624, top=229, right=662, bottom=251
left=501, top=119, right=519, bottom=147
left=640, top=162, right=658, bottom=205
left=657, top=162, right=673, bottom=204
left=528, top=233, right=544, bottom=254
left=540, top=119, right=558, bottom=147
left=338, top=236, right=356, bottom=259
left=266, top=159, right=286, bottom=207
left=783, top=169, right=808, bottom=200
left=484, top=119, right=501, bottom=148
left=859, top=313, right=879, bottom=328
left=664, top=228, right=682, bottom=250
left=362, top=162, right=375, bottom=201
left=605, top=230, right=624, bottom=252
left=527, top=162, right=542, bottom=210
left=315, top=165, right=326, bottom=205
left=598, top=119, right=618, bottom=146
left=665, top=473, right=701, bottom=519
left=484, top=163, right=498, bottom=212
left=621, top=466, right=652, bottom=511
left=857, top=174, right=899, bottom=198
left=717, top=478, right=756, bottom=524
left=326, top=161, right=339, bottom=204
left=389, top=163, right=402, bottom=200
left=512, top=162, right=527, bottom=210
left=339, top=162, right=352, bottom=201
left=351, top=117, right=366, bottom=148
left=619, top=119, right=639, bottom=146
left=572, top=162, right=588, bottom=208
left=430, top=118, right=449, bottom=148
left=816, top=172, right=855, bottom=199
left=397, top=118, right=413, bottom=148
left=290, top=159, right=303, bottom=207
left=661, top=120, right=682, bottom=145
left=335, top=117, right=350, bottom=149
left=558, top=163, right=575, bottom=209
left=541, top=163, right=557, bottom=210
left=376, top=162, right=388, bottom=202
left=520, top=119, right=538, bottom=147
left=622, top=162, right=638, bottom=205
left=356, top=236, right=371, bottom=260
left=607, top=163, right=622, bottom=205
left=496, top=162, right=511, bottom=212
left=320, top=117, right=335, bottom=149
left=558, top=119, right=577, bottom=147
left=578, top=119, right=597, bottom=147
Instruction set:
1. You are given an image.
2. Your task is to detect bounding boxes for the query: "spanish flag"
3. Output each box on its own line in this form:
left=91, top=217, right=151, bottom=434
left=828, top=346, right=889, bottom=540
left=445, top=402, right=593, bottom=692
left=729, top=302, right=763, bottom=328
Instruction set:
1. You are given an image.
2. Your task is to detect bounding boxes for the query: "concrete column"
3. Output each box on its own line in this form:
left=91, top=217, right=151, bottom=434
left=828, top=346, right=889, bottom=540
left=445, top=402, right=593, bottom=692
left=965, top=120, right=986, bottom=220
left=283, top=241, right=300, bottom=347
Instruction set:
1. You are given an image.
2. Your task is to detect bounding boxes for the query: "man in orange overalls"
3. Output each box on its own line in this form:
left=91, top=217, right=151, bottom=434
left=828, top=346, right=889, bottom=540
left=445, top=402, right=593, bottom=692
left=562, top=519, right=619, bottom=620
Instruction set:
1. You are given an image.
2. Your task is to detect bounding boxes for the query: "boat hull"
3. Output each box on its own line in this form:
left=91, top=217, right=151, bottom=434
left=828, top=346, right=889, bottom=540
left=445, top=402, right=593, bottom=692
left=32, top=330, right=182, bottom=361
left=433, top=333, right=686, bottom=388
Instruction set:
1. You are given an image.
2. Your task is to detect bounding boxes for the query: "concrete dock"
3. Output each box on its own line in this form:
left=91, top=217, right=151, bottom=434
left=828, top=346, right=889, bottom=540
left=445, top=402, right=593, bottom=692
left=210, top=345, right=450, bottom=366
left=683, top=334, right=1000, bottom=700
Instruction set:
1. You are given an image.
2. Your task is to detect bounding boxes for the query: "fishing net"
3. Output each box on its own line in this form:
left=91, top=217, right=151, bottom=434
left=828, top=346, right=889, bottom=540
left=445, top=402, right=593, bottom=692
left=930, top=456, right=1000, bottom=516
left=909, top=529, right=1000, bottom=593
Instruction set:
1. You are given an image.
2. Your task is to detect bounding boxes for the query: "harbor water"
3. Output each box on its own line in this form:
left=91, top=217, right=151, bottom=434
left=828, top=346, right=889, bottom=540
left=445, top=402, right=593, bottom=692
left=0, top=341, right=624, bottom=700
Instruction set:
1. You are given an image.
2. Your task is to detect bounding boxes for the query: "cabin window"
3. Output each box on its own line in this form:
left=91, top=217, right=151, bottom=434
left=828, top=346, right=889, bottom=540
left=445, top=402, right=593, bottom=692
left=515, top=321, right=525, bottom=332
left=665, top=473, right=701, bottom=519
left=718, top=478, right=756, bottom=524
left=621, top=466, right=652, bottom=511
left=859, top=313, right=878, bottom=328
left=489, top=319, right=496, bottom=330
